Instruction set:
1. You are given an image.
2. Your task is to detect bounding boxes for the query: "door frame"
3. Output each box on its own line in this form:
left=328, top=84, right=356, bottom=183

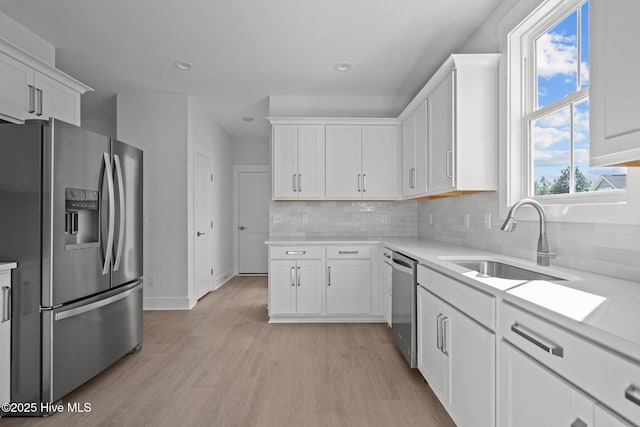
left=233, top=164, right=271, bottom=276
left=194, top=151, right=214, bottom=301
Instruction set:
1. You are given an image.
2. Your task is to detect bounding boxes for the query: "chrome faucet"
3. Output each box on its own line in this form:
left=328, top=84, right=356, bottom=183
left=501, top=199, right=556, bottom=266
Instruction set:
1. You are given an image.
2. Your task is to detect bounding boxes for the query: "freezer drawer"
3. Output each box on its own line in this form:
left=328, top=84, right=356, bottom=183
left=42, top=281, right=142, bottom=403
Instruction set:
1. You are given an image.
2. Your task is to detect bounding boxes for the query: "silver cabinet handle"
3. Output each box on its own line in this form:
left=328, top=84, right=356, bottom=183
left=238, top=226, right=247, bottom=231
left=197, top=231, right=206, bottom=237
left=410, top=168, right=416, bottom=189
left=436, top=314, right=444, bottom=350
left=442, top=316, right=449, bottom=355
left=36, top=88, right=43, bottom=116
left=338, top=250, right=358, bottom=255
left=357, top=174, right=361, bottom=192
left=1, top=286, right=10, bottom=323
left=286, top=251, right=305, bottom=255
left=446, top=150, right=453, bottom=179
left=298, top=174, right=302, bottom=192
left=362, top=174, right=367, bottom=192
left=28, top=85, right=36, bottom=113
left=113, top=154, right=125, bottom=272
left=327, top=266, right=331, bottom=286
left=571, top=418, right=588, bottom=427
left=383, top=253, right=391, bottom=259
left=625, top=384, right=640, bottom=407
left=297, top=266, right=301, bottom=286
left=511, top=323, right=564, bottom=357
left=292, top=174, right=297, bottom=192
left=290, top=266, right=296, bottom=286
left=101, top=152, right=115, bottom=275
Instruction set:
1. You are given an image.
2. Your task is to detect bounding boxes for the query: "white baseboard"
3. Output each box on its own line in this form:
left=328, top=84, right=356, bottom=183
left=213, top=269, right=234, bottom=290
left=268, top=315, right=386, bottom=324
left=143, top=296, right=193, bottom=311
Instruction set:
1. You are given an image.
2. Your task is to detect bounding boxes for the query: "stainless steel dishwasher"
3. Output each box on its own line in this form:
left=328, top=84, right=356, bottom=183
left=390, top=251, right=418, bottom=368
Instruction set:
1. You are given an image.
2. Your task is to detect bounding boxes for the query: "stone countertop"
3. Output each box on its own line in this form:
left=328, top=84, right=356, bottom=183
left=380, top=237, right=640, bottom=364
left=266, top=236, right=640, bottom=363
left=0, top=262, right=17, bottom=272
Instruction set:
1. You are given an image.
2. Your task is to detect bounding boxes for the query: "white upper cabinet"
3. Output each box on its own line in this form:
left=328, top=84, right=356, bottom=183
left=400, top=54, right=499, bottom=199
left=0, top=39, right=91, bottom=126
left=271, top=124, right=325, bottom=199
left=326, top=124, right=399, bottom=199
left=590, top=0, right=640, bottom=166
left=402, top=101, right=428, bottom=197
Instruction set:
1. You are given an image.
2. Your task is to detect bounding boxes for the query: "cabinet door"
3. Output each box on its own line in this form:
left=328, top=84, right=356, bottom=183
left=446, top=305, right=495, bottom=427
left=498, top=341, right=594, bottom=427
left=428, top=71, right=455, bottom=193
left=417, top=286, right=447, bottom=400
left=362, top=125, right=398, bottom=199
left=0, top=272, right=10, bottom=406
left=0, top=51, right=33, bottom=122
left=326, top=259, right=371, bottom=314
left=402, top=112, right=417, bottom=196
left=594, top=405, right=633, bottom=427
left=34, top=72, right=80, bottom=126
left=325, top=125, right=362, bottom=199
left=590, top=0, right=640, bottom=166
left=269, top=260, right=296, bottom=315
left=297, top=125, right=325, bottom=199
left=295, top=260, right=322, bottom=315
left=272, top=125, right=298, bottom=198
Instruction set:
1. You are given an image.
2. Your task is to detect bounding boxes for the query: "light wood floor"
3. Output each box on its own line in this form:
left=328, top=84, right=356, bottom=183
left=1, top=276, right=455, bottom=427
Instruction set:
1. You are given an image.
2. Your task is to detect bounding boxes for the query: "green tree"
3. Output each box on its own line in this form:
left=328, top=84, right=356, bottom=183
left=534, top=176, right=552, bottom=195
left=548, top=166, right=592, bottom=194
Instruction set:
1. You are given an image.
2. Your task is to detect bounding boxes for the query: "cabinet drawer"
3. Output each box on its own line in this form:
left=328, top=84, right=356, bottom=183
left=418, top=265, right=495, bottom=330
left=326, top=246, right=371, bottom=259
left=500, top=301, right=640, bottom=423
left=270, top=246, right=323, bottom=259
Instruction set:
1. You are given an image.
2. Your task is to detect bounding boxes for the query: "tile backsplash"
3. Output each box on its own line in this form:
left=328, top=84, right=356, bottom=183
left=269, top=192, right=640, bottom=282
left=417, top=192, right=640, bottom=282
left=270, top=200, right=417, bottom=238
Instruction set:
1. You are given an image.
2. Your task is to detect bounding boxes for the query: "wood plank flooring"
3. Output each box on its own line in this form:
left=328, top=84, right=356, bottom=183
left=1, top=276, right=455, bottom=427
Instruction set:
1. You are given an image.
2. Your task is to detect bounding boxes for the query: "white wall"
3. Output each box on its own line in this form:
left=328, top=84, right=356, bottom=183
left=269, top=95, right=412, bottom=118
left=232, top=139, right=269, bottom=165
left=117, top=93, right=190, bottom=309
left=0, top=9, right=55, bottom=65
left=188, top=97, right=234, bottom=296
left=81, top=91, right=117, bottom=138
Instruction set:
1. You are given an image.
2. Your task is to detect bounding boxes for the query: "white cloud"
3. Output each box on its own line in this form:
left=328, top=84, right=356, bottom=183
left=532, top=125, right=570, bottom=149
left=536, top=32, right=577, bottom=80
left=534, top=150, right=570, bottom=166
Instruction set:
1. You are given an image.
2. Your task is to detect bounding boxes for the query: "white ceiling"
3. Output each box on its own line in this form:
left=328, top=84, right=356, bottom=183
left=0, top=0, right=500, bottom=141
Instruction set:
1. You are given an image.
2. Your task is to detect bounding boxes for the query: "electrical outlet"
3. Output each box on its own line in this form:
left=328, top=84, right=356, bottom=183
left=273, top=214, right=283, bottom=224
left=464, top=213, right=470, bottom=229
left=302, top=214, right=309, bottom=224
left=381, top=215, right=389, bottom=224
left=144, top=212, right=149, bottom=224
left=484, top=212, right=492, bottom=230
left=428, top=214, right=433, bottom=226
left=147, top=275, right=155, bottom=286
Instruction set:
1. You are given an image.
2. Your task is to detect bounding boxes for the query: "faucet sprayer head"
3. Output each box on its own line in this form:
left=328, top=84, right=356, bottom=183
left=501, top=217, right=517, bottom=232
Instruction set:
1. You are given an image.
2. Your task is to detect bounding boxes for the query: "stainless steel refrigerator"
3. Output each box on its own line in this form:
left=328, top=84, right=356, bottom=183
left=0, top=119, right=143, bottom=415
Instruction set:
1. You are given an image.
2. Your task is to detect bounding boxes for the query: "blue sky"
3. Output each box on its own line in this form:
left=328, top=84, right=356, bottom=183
left=531, top=1, right=626, bottom=192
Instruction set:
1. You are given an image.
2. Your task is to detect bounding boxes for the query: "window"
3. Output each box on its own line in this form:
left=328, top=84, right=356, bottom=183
left=524, top=0, right=626, bottom=197
left=501, top=0, right=639, bottom=225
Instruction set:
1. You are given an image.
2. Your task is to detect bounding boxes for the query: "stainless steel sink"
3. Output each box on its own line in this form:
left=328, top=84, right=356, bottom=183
left=450, top=260, right=566, bottom=281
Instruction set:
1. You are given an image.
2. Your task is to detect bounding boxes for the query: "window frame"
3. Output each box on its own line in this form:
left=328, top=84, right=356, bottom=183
left=500, top=0, right=639, bottom=225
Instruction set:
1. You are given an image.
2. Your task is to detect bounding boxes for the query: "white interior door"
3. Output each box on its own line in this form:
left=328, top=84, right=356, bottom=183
left=195, top=153, right=213, bottom=300
left=238, top=171, right=270, bottom=274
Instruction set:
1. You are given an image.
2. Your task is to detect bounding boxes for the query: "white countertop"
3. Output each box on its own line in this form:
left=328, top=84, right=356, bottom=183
left=266, top=236, right=382, bottom=245
left=267, top=236, right=640, bottom=363
left=0, top=262, right=17, bottom=272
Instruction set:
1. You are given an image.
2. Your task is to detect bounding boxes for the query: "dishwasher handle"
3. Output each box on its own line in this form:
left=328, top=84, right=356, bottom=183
left=391, top=257, right=414, bottom=275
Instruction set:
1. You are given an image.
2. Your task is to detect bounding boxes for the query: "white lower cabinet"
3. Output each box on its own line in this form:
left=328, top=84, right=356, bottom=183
left=1, top=269, right=12, bottom=407
left=269, top=259, right=322, bottom=315
left=417, top=284, right=495, bottom=427
left=326, top=259, right=371, bottom=314
left=499, top=340, right=594, bottom=427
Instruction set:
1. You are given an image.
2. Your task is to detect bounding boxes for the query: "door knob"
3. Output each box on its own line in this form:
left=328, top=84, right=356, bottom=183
left=238, top=226, right=247, bottom=231
left=197, top=231, right=206, bottom=237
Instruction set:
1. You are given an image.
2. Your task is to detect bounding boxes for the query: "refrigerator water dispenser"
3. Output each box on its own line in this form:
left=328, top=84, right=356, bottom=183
left=64, top=188, right=100, bottom=249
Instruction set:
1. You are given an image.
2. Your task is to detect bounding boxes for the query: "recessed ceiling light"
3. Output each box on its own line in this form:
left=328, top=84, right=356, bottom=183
left=334, top=62, right=353, bottom=72
left=241, top=116, right=255, bottom=122
left=173, top=61, right=193, bottom=71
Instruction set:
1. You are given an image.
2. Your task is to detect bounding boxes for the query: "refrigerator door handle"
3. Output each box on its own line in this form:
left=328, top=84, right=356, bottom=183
left=102, top=152, right=115, bottom=275
left=113, top=154, right=125, bottom=271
